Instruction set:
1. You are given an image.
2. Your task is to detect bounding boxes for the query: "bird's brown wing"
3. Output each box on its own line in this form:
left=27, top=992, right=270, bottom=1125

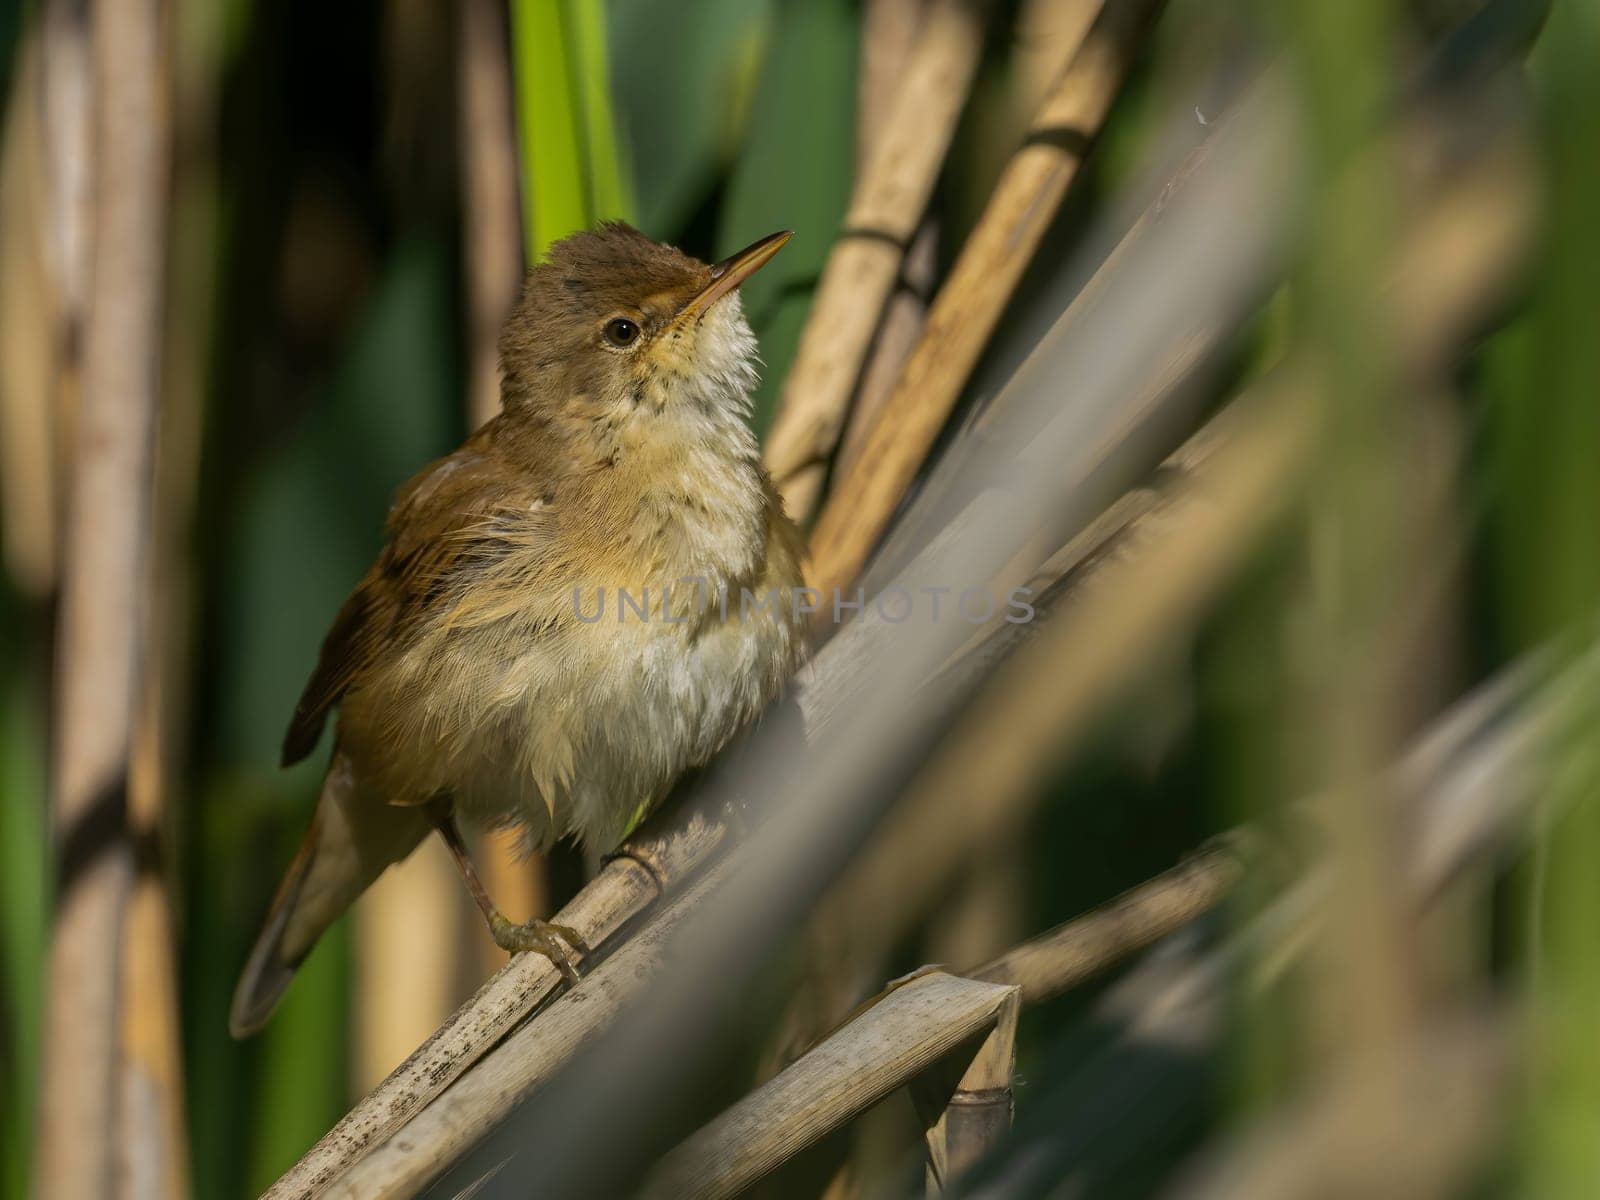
left=280, top=432, right=548, bottom=766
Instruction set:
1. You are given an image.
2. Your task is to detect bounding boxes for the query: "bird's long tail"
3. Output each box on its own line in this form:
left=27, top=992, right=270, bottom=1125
left=229, top=751, right=430, bottom=1038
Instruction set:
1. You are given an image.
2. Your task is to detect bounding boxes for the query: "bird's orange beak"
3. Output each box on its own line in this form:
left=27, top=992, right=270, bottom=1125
left=678, top=230, right=792, bottom=322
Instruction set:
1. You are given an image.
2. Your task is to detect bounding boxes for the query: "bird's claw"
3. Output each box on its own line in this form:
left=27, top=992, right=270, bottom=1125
left=489, top=915, right=588, bottom=985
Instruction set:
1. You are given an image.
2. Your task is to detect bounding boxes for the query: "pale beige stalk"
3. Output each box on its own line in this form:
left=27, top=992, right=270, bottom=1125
left=834, top=0, right=939, bottom=484
left=973, top=840, right=1245, bottom=1004
left=459, top=0, right=523, bottom=429
left=264, top=803, right=731, bottom=1199
left=638, top=972, right=1020, bottom=1200
left=762, top=0, right=990, bottom=520
left=36, top=0, right=168, bottom=1195
left=325, top=865, right=732, bottom=1199
left=806, top=0, right=1166, bottom=598
left=0, top=40, right=60, bottom=595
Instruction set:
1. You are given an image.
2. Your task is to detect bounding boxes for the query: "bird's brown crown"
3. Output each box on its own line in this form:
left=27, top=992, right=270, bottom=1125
left=497, top=223, right=724, bottom=414
left=494, top=222, right=792, bottom=432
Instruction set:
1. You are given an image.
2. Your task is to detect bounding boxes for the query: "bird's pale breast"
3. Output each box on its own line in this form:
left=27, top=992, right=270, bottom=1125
left=338, top=438, right=806, bottom=854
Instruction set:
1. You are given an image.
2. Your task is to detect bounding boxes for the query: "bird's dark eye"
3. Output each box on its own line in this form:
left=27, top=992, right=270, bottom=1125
left=602, top=317, right=640, bottom=348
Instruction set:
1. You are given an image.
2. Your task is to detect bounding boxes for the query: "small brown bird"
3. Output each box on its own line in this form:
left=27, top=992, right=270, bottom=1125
left=230, top=223, right=806, bottom=1037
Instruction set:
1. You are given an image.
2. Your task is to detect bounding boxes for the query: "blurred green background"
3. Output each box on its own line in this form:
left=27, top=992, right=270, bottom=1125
left=1, top=0, right=1595, bottom=1197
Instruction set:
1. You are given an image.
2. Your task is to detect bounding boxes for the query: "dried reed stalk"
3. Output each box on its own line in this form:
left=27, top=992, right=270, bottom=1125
left=35, top=0, right=167, bottom=1195
left=110, top=7, right=233, bottom=1188
left=834, top=0, right=939, bottom=483
left=0, top=38, right=60, bottom=595
left=264, top=801, right=732, bottom=1199
left=119, top=764, right=188, bottom=1200
left=650, top=843, right=1237, bottom=1199
left=639, top=972, right=1021, bottom=1200
left=857, top=0, right=926, bottom=151
left=119, top=674, right=189, bottom=1200
left=805, top=0, right=1168, bottom=598
left=835, top=225, right=938, bottom=483
left=1015, top=0, right=1106, bottom=114
left=352, top=842, right=468, bottom=1092
left=846, top=94, right=1235, bottom=606
left=973, top=839, right=1244, bottom=1003
left=459, top=0, right=523, bottom=429
left=324, top=864, right=731, bottom=1199
left=762, top=0, right=991, bottom=520
left=917, top=983, right=1020, bottom=1193
left=649, top=844, right=1233, bottom=1200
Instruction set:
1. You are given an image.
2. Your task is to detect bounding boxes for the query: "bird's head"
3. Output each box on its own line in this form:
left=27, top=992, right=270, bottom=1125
left=498, top=222, right=790, bottom=426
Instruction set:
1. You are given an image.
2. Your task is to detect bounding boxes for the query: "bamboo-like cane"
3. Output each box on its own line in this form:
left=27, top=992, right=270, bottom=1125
left=762, top=0, right=991, bottom=521
left=638, top=973, right=1021, bottom=1200
left=120, top=686, right=189, bottom=1200
left=111, top=8, right=232, bottom=1189
left=35, top=0, right=168, bottom=1196
left=805, top=0, right=1168, bottom=599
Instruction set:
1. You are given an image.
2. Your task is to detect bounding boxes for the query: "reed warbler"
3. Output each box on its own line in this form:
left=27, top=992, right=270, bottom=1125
left=230, top=224, right=806, bottom=1037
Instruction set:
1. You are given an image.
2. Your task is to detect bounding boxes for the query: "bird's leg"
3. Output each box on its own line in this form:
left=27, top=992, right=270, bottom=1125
left=427, top=804, right=588, bottom=984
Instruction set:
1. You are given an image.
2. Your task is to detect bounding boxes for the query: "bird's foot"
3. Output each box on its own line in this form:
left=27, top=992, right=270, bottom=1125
left=489, top=915, right=589, bottom=985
